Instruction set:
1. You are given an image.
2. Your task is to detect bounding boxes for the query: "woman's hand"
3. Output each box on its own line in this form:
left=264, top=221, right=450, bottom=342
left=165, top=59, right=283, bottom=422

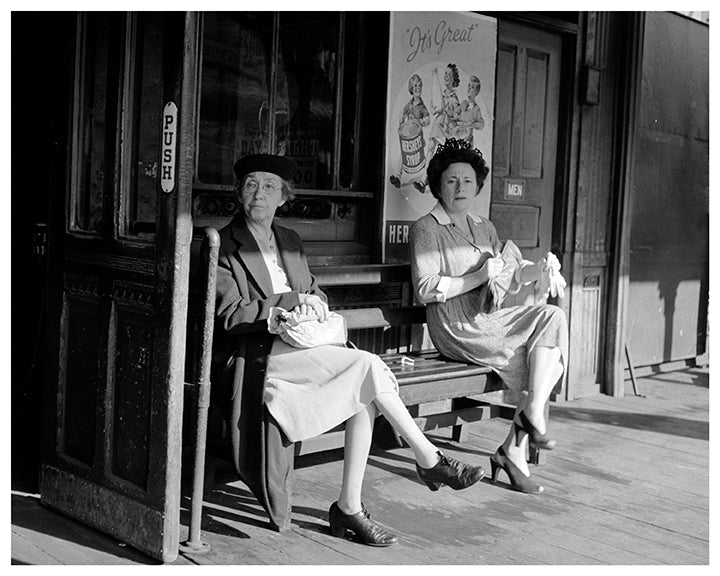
left=297, top=293, right=329, bottom=322
left=481, top=255, right=504, bottom=282
left=443, top=255, right=504, bottom=301
left=543, top=252, right=562, bottom=273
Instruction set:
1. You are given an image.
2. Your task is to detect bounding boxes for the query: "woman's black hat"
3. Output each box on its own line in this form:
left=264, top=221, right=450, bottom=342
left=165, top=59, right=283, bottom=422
left=233, top=154, right=297, bottom=182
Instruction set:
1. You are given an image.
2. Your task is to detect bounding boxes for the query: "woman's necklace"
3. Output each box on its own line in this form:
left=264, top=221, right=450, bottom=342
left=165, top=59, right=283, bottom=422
left=450, top=216, right=473, bottom=242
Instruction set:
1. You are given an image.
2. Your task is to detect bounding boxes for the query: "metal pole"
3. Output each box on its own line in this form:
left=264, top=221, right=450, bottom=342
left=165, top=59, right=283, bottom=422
left=625, top=343, right=645, bottom=398
left=180, top=227, right=220, bottom=555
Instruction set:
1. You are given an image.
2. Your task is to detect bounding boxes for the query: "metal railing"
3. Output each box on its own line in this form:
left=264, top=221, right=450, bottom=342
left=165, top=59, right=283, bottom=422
left=179, top=227, right=220, bottom=555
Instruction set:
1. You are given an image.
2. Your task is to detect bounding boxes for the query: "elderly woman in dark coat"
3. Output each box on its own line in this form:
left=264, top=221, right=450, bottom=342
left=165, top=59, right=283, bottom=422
left=212, top=154, right=484, bottom=547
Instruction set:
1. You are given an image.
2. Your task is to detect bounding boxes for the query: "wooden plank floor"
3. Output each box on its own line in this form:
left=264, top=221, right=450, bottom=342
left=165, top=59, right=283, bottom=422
left=179, top=367, right=709, bottom=565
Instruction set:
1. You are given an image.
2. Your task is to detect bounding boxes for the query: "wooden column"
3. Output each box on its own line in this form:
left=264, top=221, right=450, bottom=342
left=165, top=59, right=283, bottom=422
left=604, top=13, right=645, bottom=397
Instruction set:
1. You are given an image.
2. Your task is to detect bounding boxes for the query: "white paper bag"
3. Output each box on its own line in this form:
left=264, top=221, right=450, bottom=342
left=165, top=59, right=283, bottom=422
left=267, top=307, right=348, bottom=349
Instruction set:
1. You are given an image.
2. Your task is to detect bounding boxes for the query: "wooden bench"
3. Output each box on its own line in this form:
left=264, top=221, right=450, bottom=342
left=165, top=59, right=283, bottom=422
left=183, top=232, right=529, bottom=537
left=184, top=235, right=512, bottom=460
left=293, top=305, right=512, bottom=456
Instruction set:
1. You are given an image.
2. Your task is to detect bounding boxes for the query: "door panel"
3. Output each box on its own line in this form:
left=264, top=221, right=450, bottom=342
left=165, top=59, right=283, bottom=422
left=491, top=21, right=562, bottom=306
left=40, top=13, right=198, bottom=562
left=520, top=49, right=549, bottom=178
left=60, top=275, right=103, bottom=465
left=492, top=44, right=515, bottom=178
left=109, top=282, right=155, bottom=489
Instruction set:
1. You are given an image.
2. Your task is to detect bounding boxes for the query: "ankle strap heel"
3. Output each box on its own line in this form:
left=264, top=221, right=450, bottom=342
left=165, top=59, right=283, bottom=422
left=514, top=410, right=557, bottom=450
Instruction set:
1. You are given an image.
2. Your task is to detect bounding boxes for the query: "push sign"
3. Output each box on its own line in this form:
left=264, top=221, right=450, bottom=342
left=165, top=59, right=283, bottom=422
left=161, top=102, right=178, bottom=193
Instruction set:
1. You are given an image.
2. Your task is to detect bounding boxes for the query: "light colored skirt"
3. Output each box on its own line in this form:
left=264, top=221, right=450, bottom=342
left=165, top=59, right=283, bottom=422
left=263, top=338, right=399, bottom=443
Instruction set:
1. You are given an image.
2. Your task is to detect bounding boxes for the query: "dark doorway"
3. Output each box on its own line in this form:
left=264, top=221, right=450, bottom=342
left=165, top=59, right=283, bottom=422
left=11, top=12, right=74, bottom=493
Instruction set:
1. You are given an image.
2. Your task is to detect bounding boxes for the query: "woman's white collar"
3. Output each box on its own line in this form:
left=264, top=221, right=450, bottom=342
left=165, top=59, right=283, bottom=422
left=429, top=201, right=483, bottom=225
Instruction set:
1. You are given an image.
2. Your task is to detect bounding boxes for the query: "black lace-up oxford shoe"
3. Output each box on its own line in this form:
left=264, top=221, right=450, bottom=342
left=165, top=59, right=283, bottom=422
left=416, top=450, right=485, bottom=491
left=328, top=502, right=399, bottom=547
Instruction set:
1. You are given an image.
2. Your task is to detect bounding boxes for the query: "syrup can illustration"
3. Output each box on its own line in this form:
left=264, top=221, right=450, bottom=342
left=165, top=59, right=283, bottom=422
left=398, top=119, right=427, bottom=174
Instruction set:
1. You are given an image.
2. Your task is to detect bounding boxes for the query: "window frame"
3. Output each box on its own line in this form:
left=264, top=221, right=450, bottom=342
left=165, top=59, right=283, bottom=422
left=192, top=12, right=391, bottom=264
left=116, top=13, right=146, bottom=242
left=192, top=11, right=374, bottom=199
left=68, top=12, right=161, bottom=245
left=116, top=12, right=164, bottom=243
left=68, top=12, right=113, bottom=239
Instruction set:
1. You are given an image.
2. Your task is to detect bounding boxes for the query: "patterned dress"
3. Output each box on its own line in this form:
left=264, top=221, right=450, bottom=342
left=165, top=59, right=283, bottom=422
left=409, top=203, right=568, bottom=392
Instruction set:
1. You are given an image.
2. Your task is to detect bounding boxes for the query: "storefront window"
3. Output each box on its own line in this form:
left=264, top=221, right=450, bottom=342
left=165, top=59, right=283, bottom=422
left=119, top=13, right=164, bottom=238
left=198, top=12, right=273, bottom=185
left=275, top=13, right=338, bottom=190
left=70, top=13, right=165, bottom=240
left=196, top=12, right=389, bottom=261
left=69, top=13, right=112, bottom=235
left=197, top=12, right=374, bottom=192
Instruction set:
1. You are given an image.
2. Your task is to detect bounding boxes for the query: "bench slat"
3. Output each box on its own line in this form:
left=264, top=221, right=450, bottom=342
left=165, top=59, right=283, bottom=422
left=391, top=367, right=491, bottom=385
left=338, top=306, right=427, bottom=330
left=380, top=352, right=493, bottom=385
left=398, top=373, right=502, bottom=404
left=384, top=355, right=490, bottom=374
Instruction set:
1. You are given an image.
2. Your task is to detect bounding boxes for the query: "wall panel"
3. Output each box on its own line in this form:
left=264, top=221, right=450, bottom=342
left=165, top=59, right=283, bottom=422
left=627, top=12, right=709, bottom=366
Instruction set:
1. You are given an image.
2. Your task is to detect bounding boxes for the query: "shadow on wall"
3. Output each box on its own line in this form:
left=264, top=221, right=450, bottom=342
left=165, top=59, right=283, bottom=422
left=628, top=12, right=709, bottom=368
left=653, top=254, right=709, bottom=364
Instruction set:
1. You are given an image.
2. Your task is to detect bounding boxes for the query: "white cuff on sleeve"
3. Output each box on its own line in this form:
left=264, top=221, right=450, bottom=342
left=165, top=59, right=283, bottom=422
left=435, top=275, right=451, bottom=302
left=515, top=260, right=535, bottom=285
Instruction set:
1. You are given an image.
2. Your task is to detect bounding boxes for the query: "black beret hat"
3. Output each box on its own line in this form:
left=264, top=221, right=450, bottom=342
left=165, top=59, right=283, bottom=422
left=233, top=154, right=297, bottom=182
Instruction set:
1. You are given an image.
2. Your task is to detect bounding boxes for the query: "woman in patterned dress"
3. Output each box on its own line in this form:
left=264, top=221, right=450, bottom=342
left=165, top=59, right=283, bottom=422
left=214, top=154, right=485, bottom=547
left=409, top=139, right=568, bottom=494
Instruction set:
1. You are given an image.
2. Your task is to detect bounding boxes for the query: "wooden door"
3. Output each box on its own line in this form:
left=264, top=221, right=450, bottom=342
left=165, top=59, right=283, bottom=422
left=491, top=21, right=562, bottom=306
left=40, top=13, right=199, bottom=562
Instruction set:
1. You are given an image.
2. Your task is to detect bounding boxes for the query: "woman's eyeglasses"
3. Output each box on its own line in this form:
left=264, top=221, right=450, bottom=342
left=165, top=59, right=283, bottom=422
left=242, top=179, right=282, bottom=194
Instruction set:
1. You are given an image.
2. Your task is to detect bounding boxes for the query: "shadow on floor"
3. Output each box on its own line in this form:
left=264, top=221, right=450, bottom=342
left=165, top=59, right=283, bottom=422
left=182, top=479, right=330, bottom=540
left=550, top=406, right=708, bottom=440
left=643, top=369, right=709, bottom=388
left=187, top=432, right=496, bottom=542
left=10, top=493, right=162, bottom=565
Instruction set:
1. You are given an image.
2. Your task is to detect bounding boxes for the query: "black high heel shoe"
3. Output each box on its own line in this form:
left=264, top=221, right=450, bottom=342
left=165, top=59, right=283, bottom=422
left=328, top=502, right=398, bottom=547
left=416, top=450, right=485, bottom=491
left=514, top=410, right=557, bottom=450
left=489, top=446, right=544, bottom=494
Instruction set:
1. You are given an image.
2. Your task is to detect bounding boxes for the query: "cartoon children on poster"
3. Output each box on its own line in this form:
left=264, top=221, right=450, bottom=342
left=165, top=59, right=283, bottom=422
left=389, top=63, right=487, bottom=194
left=389, top=74, right=431, bottom=188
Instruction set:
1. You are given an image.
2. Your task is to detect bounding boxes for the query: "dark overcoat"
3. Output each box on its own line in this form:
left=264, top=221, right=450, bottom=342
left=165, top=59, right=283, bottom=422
left=211, top=213, right=326, bottom=531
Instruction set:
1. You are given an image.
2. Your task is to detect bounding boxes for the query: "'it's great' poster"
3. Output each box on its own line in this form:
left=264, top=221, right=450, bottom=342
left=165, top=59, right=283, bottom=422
left=382, top=12, right=497, bottom=262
